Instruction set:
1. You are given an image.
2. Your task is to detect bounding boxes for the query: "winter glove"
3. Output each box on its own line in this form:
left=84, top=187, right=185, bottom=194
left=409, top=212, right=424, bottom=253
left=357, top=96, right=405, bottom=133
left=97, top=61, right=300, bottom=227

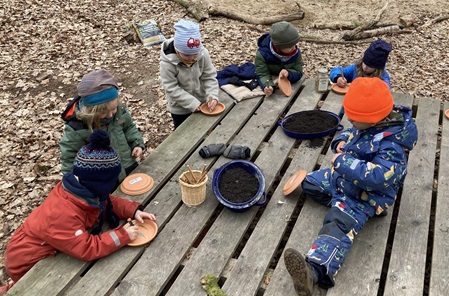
left=199, top=143, right=226, bottom=158
left=228, top=76, right=246, bottom=87
left=245, top=79, right=259, bottom=91
left=223, top=145, right=251, bottom=159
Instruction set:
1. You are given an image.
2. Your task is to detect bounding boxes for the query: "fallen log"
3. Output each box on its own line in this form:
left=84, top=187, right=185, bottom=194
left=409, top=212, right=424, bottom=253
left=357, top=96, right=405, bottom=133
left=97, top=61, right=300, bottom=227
left=208, top=6, right=304, bottom=25
left=340, top=1, right=389, bottom=40
left=300, top=38, right=372, bottom=44
left=170, top=0, right=304, bottom=25
left=421, top=14, right=449, bottom=28
left=342, top=25, right=412, bottom=41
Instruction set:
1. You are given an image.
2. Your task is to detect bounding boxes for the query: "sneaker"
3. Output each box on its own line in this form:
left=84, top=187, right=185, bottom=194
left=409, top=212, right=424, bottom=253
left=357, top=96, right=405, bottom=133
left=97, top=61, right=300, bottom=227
left=284, top=248, right=316, bottom=296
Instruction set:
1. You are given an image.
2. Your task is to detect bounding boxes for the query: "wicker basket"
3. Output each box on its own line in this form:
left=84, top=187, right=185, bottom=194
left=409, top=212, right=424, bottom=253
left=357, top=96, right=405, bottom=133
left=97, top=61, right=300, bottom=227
left=179, top=170, right=208, bottom=207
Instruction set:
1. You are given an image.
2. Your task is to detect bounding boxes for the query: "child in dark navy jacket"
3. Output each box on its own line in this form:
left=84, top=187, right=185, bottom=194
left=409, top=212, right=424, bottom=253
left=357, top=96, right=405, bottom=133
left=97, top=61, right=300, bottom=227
left=284, top=77, right=418, bottom=295
left=255, top=21, right=303, bottom=97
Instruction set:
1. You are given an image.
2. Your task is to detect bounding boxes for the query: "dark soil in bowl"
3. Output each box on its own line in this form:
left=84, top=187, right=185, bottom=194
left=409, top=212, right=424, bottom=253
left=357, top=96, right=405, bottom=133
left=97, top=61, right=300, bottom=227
left=219, top=167, right=259, bottom=203
left=283, top=110, right=338, bottom=134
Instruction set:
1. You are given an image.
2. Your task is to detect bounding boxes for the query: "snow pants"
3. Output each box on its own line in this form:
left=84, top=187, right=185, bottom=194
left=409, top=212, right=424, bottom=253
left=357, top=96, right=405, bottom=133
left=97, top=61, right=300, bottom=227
left=300, top=168, right=374, bottom=288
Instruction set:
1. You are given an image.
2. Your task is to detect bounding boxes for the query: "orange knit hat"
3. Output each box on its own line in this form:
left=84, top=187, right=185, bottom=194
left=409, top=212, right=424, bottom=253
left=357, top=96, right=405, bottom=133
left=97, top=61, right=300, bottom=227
left=343, top=77, right=393, bottom=123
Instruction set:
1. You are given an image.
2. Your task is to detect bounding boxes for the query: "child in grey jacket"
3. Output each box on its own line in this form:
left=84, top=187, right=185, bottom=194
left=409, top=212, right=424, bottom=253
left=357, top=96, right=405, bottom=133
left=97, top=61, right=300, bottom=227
left=160, top=19, right=219, bottom=129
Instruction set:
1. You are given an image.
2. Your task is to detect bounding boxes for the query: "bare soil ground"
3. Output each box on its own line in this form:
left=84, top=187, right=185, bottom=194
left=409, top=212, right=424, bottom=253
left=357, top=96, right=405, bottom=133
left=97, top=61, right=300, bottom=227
left=1, top=0, right=448, bottom=285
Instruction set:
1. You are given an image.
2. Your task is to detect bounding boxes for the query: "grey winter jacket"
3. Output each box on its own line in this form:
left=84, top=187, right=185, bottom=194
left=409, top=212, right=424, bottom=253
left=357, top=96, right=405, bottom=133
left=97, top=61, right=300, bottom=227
left=160, top=38, right=219, bottom=115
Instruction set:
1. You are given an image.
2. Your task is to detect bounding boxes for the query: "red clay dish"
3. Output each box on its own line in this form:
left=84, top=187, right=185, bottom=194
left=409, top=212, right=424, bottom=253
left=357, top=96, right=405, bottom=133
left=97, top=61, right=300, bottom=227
left=127, top=219, right=158, bottom=246
left=331, top=83, right=350, bottom=95
left=120, top=173, right=154, bottom=196
left=200, top=102, right=225, bottom=116
left=278, top=76, right=292, bottom=97
left=283, top=169, right=307, bottom=196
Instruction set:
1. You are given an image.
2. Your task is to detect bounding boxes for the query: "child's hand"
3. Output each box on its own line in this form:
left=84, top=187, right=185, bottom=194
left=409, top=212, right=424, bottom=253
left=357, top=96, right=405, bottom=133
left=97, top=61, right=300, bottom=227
left=123, top=223, right=139, bottom=241
left=207, top=99, right=218, bottom=112
left=132, top=147, right=144, bottom=160
left=336, top=76, right=347, bottom=87
left=279, top=69, right=289, bottom=78
left=264, top=86, right=273, bottom=97
left=336, top=141, right=346, bottom=153
left=134, top=210, right=157, bottom=224
left=332, top=152, right=342, bottom=164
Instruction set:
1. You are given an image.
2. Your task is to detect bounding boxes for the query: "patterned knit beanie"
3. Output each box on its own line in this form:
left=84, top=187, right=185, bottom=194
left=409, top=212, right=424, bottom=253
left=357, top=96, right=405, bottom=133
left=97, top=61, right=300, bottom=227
left=343, top=77, right=393, bottom=123
left=362, top=39, right=392, bottom=69
left=269, top=21, right=300, bottom=49
left=73, top=130, right=121, bottom=200
left=77, top=69, right=119, bottom=107
left=174, top=19, right=202, bottom=55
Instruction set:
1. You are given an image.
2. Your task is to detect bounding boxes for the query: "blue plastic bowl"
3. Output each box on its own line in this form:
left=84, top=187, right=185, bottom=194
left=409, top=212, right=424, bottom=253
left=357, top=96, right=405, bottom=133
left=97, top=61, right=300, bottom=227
left=279, top=110, right=343, bottom=139
left=212, top=160, right=266, bottom=212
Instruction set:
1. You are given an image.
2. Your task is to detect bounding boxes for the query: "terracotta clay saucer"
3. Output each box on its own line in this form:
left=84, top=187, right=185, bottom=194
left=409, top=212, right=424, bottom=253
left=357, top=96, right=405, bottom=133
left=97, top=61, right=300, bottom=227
left=331, top=84, right=350, bottom=95
left=283, top=169, right=307, bottom=196
left=127, top=219, right=158, bottom=246
left=199, top=102, right=226, bottom=116
left=278, top=76, right=292, bottom=97
left=445, top=109, right=449, bottom=120
left=120, top=173, right=154, bottom=196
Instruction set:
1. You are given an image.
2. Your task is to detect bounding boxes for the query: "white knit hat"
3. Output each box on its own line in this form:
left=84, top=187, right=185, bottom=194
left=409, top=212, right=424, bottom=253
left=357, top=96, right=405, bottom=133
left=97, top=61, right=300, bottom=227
left=174, top=19, right=202, bottom=55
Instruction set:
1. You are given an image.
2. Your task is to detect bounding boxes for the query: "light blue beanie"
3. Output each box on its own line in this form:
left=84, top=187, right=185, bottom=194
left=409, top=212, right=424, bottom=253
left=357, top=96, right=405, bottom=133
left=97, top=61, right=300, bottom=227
left=174, top=19, right=202, bottom=55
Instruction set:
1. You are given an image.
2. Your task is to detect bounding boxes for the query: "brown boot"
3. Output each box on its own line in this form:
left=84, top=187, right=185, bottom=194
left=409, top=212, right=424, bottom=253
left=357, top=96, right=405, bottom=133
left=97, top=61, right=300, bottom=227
left=284, top=248, right=317, bottom=296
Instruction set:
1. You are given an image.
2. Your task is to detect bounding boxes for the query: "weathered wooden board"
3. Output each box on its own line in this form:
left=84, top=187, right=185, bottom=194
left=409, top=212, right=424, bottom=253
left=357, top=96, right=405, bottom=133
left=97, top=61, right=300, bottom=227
left=6, top=91, right=236, bottom=296
left=222, top=84, right=346, bottom=296
left=384, top=97, right=439, bottom=295
left=65, top=94, right=265, bottom=296
left=263, top=89, right=344, bottom=296
left=429, top=101, right=449, bottom=295
left=165, top=79, right=321, bottom=296
left=111, top=80, right=305, bottom=295
left=327, top=93, right=414, bottom=296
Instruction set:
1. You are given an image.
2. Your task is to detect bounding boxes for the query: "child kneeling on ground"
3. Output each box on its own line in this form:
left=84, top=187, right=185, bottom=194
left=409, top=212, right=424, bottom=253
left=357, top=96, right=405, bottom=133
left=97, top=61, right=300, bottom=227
left=284, top=77, right=418, bottom=295
left=2, top=130, right=156, bottom=293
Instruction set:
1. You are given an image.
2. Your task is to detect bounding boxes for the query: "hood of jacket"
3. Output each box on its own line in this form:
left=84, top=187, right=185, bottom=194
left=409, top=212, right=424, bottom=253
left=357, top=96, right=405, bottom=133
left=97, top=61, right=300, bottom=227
left=370, top=105, right=418, bottom=151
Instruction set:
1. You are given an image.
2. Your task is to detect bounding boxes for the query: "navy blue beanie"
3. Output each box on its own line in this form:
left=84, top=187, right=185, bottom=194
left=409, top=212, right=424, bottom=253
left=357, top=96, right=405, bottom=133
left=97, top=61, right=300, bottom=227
left=73, top=130, right=121, bottom=200
left=362, top=39, right=392, bottom=69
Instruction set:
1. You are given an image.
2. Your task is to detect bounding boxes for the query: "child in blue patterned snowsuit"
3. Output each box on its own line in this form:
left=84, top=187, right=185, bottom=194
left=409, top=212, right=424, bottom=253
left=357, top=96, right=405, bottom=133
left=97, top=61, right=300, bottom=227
left=284, top=77, right=418, bottom=295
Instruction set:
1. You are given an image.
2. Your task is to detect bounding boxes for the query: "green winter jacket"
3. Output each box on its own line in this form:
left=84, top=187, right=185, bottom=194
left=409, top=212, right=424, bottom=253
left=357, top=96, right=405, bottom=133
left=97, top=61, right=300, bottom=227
left=255, top=33, right=303, bottom=88
left=60, top=100, right=145, bottom=182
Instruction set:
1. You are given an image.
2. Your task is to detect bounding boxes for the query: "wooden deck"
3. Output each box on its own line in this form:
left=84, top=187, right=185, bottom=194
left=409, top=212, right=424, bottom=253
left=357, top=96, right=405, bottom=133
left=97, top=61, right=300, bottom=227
left=7, top=78, right=446, bottom=296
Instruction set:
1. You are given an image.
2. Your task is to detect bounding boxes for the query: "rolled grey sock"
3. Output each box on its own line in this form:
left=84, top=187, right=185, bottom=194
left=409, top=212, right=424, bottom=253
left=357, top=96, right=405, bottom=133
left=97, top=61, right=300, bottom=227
left=199, top=143, right=226, bottom=158
left=223, top=145, right=251, bottom=159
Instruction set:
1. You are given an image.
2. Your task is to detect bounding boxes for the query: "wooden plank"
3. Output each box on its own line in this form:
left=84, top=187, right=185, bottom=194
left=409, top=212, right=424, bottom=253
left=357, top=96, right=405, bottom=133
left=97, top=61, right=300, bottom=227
left=110, top=80, right=305, bottom=295
left=430, top=101, right=449, bottom=295
left=384, top=97, right=439, bottom=295
left=164, top=79, right=322, bottom=296
left=124, top=90, right=236, bottom=205
left=263, top=89, right=345, bottom=296
left=6, top=91, right=236, bottom=296
left=65, top=95, right=265, bottom=296
left=221, top=85, right=346, bottom=295
left=6, top=255, right=86, bottom=296
left=265, top=92, right=414, bottom=295
left=328, top=93, right=414, bottom=296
